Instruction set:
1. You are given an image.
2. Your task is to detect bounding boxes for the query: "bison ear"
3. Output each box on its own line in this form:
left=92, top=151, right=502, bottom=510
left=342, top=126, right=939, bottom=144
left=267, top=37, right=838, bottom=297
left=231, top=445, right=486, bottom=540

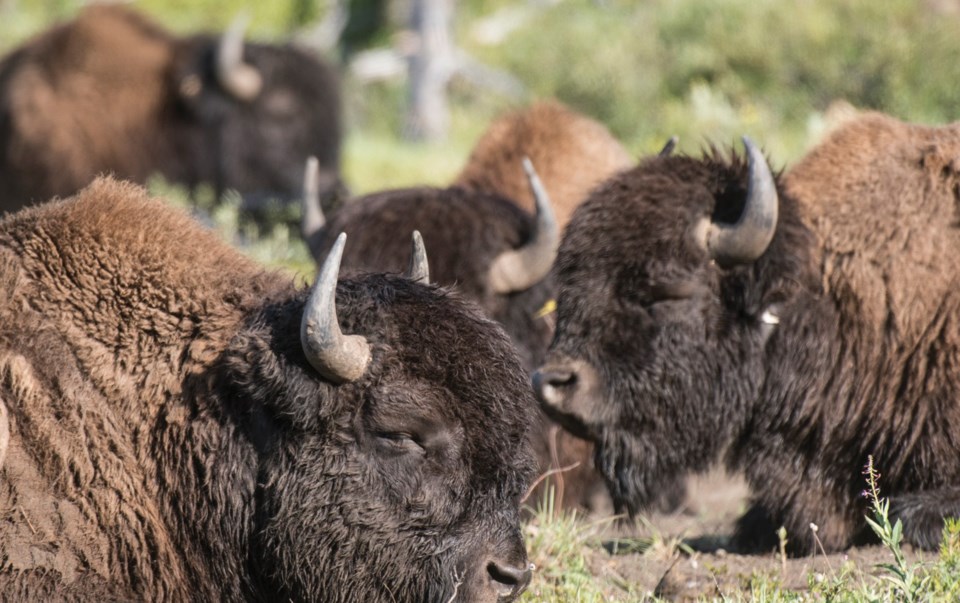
left=216, top=13, right=263, bottom=101
left=300, top=233, right=371, bottom=383
left=488, top=157, right=559, bottom=294
left=405, top=231, right=430, bottom=284
left=702, top=136, right=779, bottom=266
left=301, top=157, right=326, bottom=242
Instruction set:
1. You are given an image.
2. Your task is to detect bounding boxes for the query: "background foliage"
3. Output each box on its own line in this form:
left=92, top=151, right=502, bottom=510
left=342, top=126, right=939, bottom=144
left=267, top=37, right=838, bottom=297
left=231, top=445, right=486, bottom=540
left=5, top=0, right=960, bottom=193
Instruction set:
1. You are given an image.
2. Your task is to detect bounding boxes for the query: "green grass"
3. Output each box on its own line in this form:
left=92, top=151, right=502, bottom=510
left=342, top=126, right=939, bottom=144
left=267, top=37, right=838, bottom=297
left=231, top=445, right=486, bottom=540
left=519, top=477, right=960, bottom=602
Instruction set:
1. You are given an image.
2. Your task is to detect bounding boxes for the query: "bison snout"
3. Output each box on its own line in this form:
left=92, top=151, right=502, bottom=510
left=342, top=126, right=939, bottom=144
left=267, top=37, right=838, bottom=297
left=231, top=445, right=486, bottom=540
left=532, top=359, right=602, bottom=440
left=532, top=368, right=576, bottom=409
left=486, top=558, right=533, bottom=599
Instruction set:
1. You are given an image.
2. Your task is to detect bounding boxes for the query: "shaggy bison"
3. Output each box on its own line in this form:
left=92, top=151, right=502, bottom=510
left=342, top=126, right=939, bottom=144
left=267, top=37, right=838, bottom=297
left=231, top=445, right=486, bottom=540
left=0, top=5, right=343, bottom=214
left=304, top=159, right=558, bottom=371
left=455, top=100, right=634, bottom=229
left=304, top=159, right=683, bottom=515
left=534, top=116, right=960, bottom=554
left=0, top=178, right=536, bottom=601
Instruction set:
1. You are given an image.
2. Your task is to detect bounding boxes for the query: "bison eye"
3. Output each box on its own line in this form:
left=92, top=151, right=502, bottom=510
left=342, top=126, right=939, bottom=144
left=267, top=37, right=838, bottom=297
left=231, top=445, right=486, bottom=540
left=373, top=431, right=425, bottom=457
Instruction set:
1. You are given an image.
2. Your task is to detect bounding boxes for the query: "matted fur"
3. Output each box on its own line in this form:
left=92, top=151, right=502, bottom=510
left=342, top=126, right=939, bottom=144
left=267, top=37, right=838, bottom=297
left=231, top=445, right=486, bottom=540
left=0, top=178, right=537, bottom=601
left=0, top=5, right=342, bottom=213
left=455, top=100, right=633, bottom=229
left=540, top=114, right=960, bottom=554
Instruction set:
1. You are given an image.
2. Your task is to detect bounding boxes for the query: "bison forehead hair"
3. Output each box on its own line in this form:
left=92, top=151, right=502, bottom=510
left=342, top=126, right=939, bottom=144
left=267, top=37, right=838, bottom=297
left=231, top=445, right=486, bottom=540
left=0, top=178, right=535, bottom=601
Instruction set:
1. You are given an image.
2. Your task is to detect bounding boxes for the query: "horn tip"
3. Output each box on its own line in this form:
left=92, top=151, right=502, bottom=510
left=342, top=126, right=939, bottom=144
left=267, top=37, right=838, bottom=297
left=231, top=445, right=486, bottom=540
left=522, top=156, right=534, bottom=177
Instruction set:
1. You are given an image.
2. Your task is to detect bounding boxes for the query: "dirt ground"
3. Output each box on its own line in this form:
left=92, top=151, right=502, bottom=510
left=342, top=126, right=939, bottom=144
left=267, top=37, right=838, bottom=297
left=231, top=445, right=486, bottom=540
left=575, top=470, right=923, bottom=600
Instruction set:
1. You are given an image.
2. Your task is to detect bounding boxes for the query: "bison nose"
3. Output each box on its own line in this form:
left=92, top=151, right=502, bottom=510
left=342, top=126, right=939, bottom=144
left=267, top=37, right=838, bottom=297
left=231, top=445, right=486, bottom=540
left=487, top=559, right=533, bottom=599
left=532, top=367, right=577, bottom=409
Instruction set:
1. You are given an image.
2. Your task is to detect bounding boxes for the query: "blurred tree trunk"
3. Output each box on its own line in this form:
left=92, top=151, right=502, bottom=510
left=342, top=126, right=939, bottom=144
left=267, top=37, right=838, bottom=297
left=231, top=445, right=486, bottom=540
left=404, top=0, right=453, bottom=142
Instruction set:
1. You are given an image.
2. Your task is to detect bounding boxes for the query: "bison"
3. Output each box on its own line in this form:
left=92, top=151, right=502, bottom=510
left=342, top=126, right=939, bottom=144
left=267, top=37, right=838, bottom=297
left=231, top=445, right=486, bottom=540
left=0, top=178, right=536, bottom=601
left=454, top=100, right=634, bottom=229
left=304, top=158, right=685, bottom=515
left=534, top=115, right=960, bottom=554
left=0, top=5, right=343, bottom=215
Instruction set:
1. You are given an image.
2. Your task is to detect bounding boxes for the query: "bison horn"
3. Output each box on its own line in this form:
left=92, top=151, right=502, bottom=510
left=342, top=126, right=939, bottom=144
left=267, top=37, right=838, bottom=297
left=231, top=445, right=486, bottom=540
left=488, top=157, right=559, bottom=294
left=405, top=230, right=430, bottom=284
left=216, top=14, right=263, bottom=101
left=658, top=136, right=678, bottom=157
left=704, top=136, right=779, bottom=266
left=301, top=157, right=326, bottom=241
left=301, top=233, right=371, bottom=383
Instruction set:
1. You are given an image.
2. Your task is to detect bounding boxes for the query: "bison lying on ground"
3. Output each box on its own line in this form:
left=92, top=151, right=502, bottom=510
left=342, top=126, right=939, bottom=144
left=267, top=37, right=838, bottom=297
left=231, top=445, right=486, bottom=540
left=0, top=178, right=535, bottom=601
left=304, top=160, right=685, bottom=514
left=534, top=115, right=960, bottom=554
left=454, top=100, right=633, bottom=229
left=0, top=5, right=343, bottom=215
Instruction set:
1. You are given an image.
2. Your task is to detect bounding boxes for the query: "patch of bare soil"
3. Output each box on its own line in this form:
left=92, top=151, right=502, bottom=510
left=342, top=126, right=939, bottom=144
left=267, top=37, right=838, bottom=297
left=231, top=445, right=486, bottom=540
left=580, top=469, right=923, bottom=600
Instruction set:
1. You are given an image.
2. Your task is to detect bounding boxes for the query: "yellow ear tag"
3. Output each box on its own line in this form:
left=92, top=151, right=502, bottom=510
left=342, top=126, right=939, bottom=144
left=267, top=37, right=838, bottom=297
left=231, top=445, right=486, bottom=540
left=535, top=299, right=557, bottom=319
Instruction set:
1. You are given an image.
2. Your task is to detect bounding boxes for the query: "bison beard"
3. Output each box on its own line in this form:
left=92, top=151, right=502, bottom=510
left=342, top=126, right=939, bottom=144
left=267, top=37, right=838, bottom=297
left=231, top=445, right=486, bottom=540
left=537, top=117, right=960, bottom=555
left=0, top=178, right=535, bottom=601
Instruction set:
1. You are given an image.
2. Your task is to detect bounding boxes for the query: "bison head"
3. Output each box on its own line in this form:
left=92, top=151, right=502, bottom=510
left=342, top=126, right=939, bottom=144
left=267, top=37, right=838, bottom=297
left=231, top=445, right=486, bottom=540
left=303, top=158, right=559, bottom=371
left=223, top=235, right=537, bottom=601
left=169, top=18, right=343, bottom=211
left=533, top=139, right=813, bottom=514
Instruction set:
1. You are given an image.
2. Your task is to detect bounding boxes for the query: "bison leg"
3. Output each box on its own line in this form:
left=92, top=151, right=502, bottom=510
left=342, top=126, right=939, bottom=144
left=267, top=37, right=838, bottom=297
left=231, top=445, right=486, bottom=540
left=732, top=502, right=781, bottom=554
left=890, top=488, right=960, bottom=550
left=734, top=493, right=862, bottom=555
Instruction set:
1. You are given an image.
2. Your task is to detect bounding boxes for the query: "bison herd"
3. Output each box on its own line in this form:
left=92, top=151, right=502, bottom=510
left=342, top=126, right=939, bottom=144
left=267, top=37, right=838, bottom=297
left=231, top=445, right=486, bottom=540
left=1, top=4, right=958, bottom=602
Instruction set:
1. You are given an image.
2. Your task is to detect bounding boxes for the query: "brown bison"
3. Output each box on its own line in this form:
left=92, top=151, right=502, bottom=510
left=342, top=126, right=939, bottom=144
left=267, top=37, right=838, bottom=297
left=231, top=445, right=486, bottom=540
left=0, top=178, right=536, bottom=601
left=455, top=100, right=634, bottom=229
left=303, top=159, right=684, bottom=515
left=534, top=115, right=960, bottom=554
left=0, top=5, right=343, bottom=215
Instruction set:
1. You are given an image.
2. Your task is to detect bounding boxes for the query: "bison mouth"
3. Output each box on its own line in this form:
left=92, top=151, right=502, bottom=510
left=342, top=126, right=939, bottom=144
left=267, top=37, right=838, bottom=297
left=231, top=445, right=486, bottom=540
left=539, top=401, right=596, bottom=441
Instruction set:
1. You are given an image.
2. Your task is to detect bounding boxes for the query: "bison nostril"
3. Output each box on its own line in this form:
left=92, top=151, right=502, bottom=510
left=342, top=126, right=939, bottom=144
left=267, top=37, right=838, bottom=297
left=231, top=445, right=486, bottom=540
left=532, top=368, right=577, bottom=406
left=487, top=560, right=533, bottom=597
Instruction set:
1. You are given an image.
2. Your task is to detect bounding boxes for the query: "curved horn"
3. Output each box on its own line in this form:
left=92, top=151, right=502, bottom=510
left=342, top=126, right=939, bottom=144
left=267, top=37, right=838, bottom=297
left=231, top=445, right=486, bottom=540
left=705, top=136, right=779, bottom=266
left=301, top=233, right=371, bottom=383
left=301, top=157, right=326, bottom=241
left=216, top=14, right=263, bottom=101
left=658, top=136, right=678, bottom=157
left=488, top=157, right=559, bottom=294
left=405, top=230, right=430, bottom=284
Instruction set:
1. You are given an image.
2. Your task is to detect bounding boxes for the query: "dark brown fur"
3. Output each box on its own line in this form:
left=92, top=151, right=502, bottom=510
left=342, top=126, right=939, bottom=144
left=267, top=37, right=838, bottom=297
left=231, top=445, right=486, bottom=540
left=0, top=179, right=537, bottom=601
left=306, top=186, right=688, bottom=515
left=0, top=5, right=342, bottom=213
left=455, top=100, right=633, bottom=229
left=539, top=114, right=960, bottom=554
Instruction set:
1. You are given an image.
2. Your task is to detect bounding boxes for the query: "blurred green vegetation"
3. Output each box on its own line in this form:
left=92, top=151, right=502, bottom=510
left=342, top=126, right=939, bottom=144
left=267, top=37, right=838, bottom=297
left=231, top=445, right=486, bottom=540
left=5, top=0, right=960, bottom=187
left=5, top=0, right=960, bottom=256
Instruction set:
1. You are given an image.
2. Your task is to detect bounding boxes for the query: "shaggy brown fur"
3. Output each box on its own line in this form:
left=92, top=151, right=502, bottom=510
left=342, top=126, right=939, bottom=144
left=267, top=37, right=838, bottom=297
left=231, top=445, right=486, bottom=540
left=0, top=5, right=342, bottom=213
left=0, top=179, right=537, bottom=601
left=306, top=185, right=687, bottom=515
left=537, top=114, right=960, bottom=554
left=455, top=100, right=633, bottom=229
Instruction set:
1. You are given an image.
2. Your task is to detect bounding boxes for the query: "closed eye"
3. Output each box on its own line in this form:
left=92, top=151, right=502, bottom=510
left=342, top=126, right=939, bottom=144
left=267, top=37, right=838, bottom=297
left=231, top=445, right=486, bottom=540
left=374, top=432, right=425, bottom=456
